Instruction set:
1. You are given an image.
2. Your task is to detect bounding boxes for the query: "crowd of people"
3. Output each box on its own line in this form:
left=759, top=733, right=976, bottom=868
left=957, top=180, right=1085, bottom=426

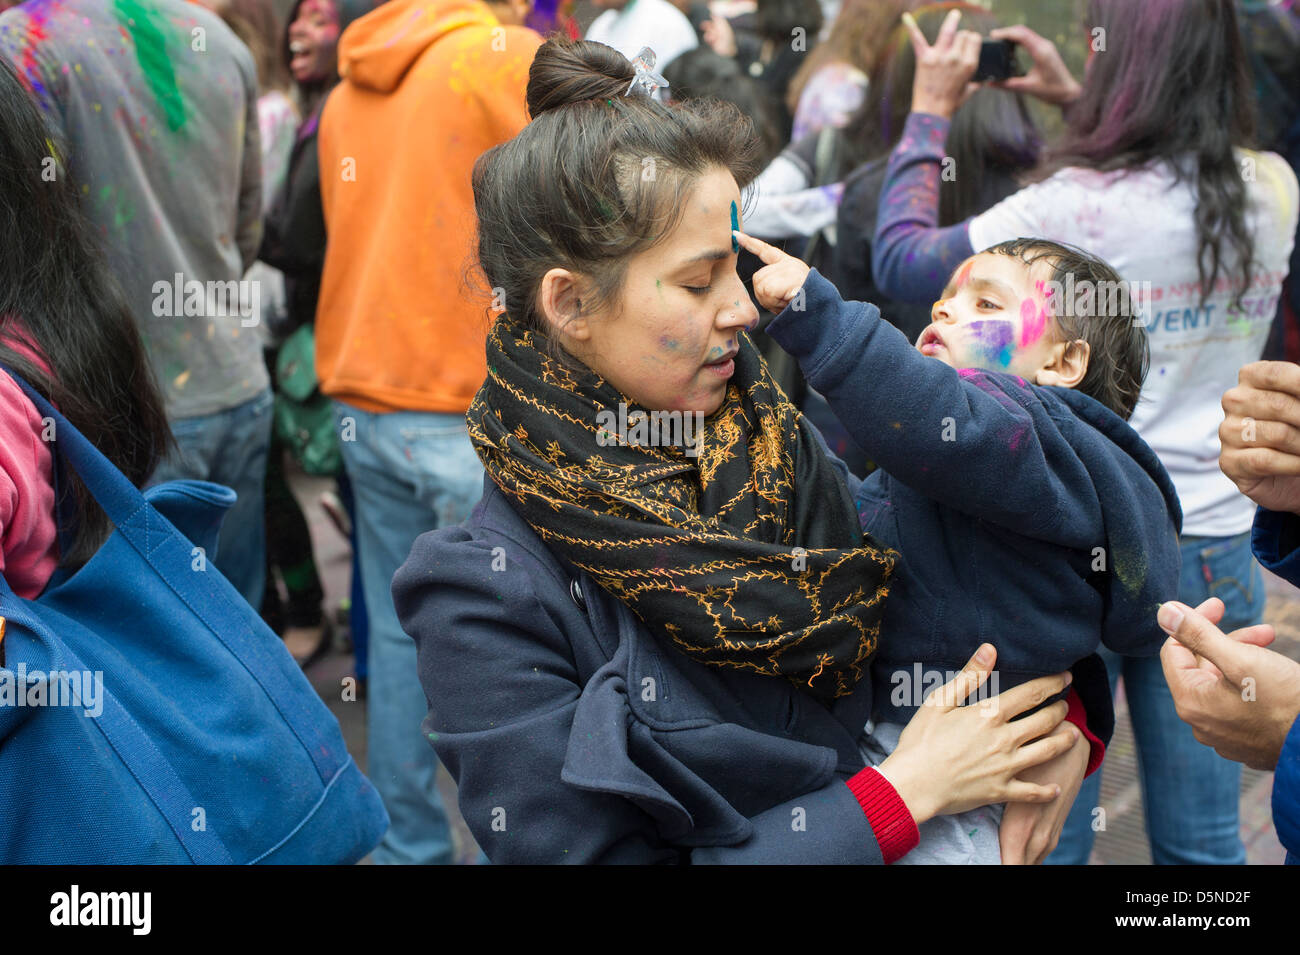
left=0, top=0, right=1298, bottom=865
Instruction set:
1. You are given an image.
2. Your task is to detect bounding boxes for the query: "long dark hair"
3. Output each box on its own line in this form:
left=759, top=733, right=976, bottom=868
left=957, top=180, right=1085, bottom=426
left=0, top=56, right=172, bottom=567
left=843, top=2, right=1041, bottom=223
left=1044, top=0, right=1256, bottom=306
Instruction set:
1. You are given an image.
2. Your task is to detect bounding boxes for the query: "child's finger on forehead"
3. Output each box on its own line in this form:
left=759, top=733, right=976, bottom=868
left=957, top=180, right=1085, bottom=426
left=734, top=230, right=785, bottom=265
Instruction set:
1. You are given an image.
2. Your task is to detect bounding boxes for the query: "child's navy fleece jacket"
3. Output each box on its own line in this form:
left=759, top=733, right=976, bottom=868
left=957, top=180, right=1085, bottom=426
left=767, top=270, right=1183, bottom=724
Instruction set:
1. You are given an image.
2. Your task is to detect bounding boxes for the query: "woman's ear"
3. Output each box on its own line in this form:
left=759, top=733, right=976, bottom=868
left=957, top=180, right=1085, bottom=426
left=1036, top=339, right=1090, bottom=389
left=538, top=268, right=591, bottom=344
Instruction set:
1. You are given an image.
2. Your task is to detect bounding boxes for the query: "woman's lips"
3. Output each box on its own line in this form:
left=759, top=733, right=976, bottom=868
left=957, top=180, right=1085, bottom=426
left=703, top=352, right=736, bottom=378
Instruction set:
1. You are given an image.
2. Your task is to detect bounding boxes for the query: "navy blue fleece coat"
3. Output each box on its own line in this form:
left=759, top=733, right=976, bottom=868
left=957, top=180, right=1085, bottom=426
left=767, top=271, right=1183, bottom=725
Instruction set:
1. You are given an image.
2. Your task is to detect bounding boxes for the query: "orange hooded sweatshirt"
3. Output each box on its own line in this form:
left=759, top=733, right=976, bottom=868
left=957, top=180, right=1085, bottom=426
left=315, top=0, right=541, bottom=413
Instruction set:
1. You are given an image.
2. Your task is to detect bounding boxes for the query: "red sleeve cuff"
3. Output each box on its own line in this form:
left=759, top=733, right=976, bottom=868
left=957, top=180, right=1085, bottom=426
left=1065, top=687, right=1105, bottom=777
left=845, top=767, right=920, bottom=863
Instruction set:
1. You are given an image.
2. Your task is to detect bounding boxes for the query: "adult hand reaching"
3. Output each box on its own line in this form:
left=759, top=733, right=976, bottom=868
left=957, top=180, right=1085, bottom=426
left=1220, top=361, right=1300, bottom=515
left=987, top=24, right=1082, bottom=107
left=998, top=597, right=1232, bottom=864
left=876, top=643, right=1079, bottom=828
left=902, top=8, right=982, bottom=120
left=1159, top=599, right=1300, bottom=772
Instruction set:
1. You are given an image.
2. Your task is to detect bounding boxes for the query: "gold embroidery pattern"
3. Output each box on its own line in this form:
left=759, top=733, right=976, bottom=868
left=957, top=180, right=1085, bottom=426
left=467, top=317, right=896, bottom=698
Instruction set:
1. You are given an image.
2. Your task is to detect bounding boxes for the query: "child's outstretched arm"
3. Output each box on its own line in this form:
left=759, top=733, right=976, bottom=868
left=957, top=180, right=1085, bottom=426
left=739, top=231, right=1099, bottom=544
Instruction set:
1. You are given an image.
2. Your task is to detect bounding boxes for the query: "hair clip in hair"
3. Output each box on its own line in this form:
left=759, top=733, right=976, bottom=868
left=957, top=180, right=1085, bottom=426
left=626, top=47, right=669, bottom=98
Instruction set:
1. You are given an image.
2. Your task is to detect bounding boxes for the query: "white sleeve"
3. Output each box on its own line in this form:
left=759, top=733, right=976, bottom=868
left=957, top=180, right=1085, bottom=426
left=743, top=155, right=843, bottom=239
left=585, top=11, right=615, bottom=44
left=967, top=171, right=1081, bottom=252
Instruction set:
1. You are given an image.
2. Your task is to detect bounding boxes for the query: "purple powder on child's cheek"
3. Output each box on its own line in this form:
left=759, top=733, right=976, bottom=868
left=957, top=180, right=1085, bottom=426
left=967, top=320, right=1017, bottom=369
left=730, top=201, right=739, bottom=252
left=659, top=335, right=679, bottom=350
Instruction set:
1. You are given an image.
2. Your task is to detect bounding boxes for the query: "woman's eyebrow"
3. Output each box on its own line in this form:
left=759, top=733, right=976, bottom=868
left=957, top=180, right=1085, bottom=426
left=675, top=249, right=732, bottom=268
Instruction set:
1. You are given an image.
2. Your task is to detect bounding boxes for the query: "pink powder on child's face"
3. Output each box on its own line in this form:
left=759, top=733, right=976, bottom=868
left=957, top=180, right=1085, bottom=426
left=954, top=260, right=974, bottom=288
left=1019, top=297, right=1049, bottom=348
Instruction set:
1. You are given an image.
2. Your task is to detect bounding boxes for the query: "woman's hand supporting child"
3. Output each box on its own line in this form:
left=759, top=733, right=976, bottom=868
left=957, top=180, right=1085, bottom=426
left=876, top=643, right=1079, bottom=830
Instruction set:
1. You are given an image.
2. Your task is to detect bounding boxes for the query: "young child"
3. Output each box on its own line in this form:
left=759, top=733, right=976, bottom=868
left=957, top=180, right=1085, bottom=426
left=739, top=231, right=1183, bottom=864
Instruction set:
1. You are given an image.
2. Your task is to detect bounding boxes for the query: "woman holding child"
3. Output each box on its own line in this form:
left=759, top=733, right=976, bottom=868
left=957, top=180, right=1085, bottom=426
left=393, top=38, right=1100, bottom=864
left=869, top=0, right=1300, bottom=863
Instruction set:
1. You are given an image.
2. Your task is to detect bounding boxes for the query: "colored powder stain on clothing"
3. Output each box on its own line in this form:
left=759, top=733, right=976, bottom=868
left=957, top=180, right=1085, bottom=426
left=1019, top=297, right=1049, bottom=348
left=97, top=184, right=136, bottom=230
left=730, top=200, right=739, bottom=252
left=1110, top=543, right=1148, bottom=598
left=10, top=1, right=55, bottom=104
left=114, top=0, right=186, bottom=132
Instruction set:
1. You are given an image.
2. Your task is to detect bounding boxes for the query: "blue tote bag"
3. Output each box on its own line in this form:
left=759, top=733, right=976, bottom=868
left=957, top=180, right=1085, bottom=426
left=0, top=371, right=387, bottom=863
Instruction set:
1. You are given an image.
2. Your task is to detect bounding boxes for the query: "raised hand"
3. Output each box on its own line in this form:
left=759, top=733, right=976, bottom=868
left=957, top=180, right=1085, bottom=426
left=987, top=24, right=1082, bottom=107
left=902, top=8, right=982, bottom=120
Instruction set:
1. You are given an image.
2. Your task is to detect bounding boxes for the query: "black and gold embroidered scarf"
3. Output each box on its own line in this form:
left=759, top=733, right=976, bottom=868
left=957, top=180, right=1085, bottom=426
left=467, top=317, right=895, bottom=699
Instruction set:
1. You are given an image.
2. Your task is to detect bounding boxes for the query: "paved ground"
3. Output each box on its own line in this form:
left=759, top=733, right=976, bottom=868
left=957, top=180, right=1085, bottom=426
left=286, top=467, right=1296, bottom=865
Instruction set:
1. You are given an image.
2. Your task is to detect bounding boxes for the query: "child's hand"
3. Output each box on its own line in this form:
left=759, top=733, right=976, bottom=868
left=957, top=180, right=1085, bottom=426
left=735, top=230, right=811, bottom=314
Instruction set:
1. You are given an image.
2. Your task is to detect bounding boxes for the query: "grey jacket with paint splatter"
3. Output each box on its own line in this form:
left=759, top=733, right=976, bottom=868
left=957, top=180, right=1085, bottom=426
left=0, top=0, right=266, bottom=419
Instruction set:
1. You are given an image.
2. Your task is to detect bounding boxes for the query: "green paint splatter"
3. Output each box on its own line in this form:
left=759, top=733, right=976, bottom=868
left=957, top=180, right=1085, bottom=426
left=730, top=200, right=739, bottom=252
left=97, top=184, right=136, bottom=230
left=1110, top=543, right=1148, bottom=597
left=115, top=0, right=186, bottom=132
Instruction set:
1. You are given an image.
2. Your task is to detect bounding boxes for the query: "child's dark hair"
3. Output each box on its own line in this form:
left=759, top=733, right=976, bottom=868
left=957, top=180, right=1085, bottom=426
left=472, top=38, right=759, bottom=346
left=984, top=238, right=1150, bottom=420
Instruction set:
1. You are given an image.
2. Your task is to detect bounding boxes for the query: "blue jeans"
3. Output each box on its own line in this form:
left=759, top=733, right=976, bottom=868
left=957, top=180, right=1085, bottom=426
left=149, top=388, right=273, bottom=611
left=1047, top=531, right=1262, bottom=865
left=334, top=401, right=484, bottom=865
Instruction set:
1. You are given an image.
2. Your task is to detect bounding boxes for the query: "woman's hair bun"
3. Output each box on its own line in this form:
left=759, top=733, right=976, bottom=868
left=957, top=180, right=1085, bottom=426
left=526, top=37, right=637, bottom=118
